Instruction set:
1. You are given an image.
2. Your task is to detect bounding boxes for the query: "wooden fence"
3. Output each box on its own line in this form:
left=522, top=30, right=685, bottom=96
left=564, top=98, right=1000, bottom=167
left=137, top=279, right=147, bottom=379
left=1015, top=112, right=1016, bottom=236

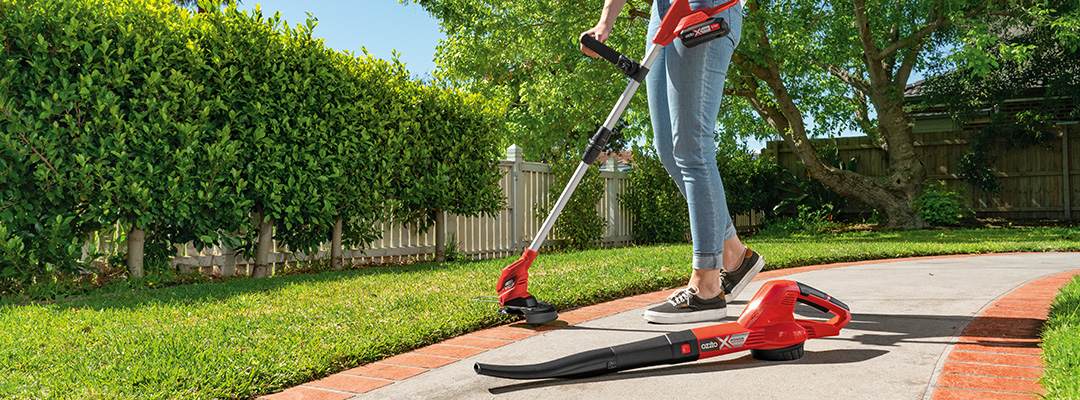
left=81, top=144, right=766, bottom=275
left=764, top=122, right=1079, bottom=220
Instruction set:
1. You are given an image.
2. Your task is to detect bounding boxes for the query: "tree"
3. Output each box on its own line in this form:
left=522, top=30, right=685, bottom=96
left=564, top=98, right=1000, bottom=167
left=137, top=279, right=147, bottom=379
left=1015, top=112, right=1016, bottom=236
left=726, top=0, right=1077, bottom=229
left=402, top=0, right=651, bottom=162
left=410, top=0, right=1073, bottom=229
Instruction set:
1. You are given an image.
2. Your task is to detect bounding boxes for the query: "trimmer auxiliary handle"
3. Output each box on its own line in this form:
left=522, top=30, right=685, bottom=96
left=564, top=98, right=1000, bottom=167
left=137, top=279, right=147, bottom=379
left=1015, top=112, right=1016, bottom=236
left=476, top=280, right=851, bottom=379
left=493, top=0, right=740, bottom=324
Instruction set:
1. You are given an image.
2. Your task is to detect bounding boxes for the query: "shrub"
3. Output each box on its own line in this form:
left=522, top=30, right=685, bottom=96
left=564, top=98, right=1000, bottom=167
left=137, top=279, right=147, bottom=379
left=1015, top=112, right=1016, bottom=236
left=620, top=145, right=690, bottom=244
left=914, top=180, right=971, bottom=226
left=715, top=136, right=782, bottom=216
left=0, top=0, right=505, bottom=289
left=758, top=204, right=841, bottom=236
left=538, top=153, right=607, bottom=250
left=622, top=139, right=782, bottom=245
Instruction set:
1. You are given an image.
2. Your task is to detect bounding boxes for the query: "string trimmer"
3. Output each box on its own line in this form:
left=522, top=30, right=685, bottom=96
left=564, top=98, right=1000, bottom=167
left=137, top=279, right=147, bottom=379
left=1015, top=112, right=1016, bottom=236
left=476, top=280, right=851, bottom=379
left=492, top=0, right=740, bottom=325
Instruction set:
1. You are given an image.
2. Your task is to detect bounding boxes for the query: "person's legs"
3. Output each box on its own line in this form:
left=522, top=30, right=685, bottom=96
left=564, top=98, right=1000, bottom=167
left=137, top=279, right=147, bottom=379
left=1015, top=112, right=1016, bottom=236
left=644, top=0, right=753, bottom=324
left=661, top=1, right=744, bottom=292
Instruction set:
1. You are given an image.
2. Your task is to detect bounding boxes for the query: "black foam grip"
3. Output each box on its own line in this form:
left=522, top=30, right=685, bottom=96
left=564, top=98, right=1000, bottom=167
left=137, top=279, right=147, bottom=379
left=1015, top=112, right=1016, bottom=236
left=796, top=298, right=831, bottom=314
left=580, top=34, right=622, bottom=66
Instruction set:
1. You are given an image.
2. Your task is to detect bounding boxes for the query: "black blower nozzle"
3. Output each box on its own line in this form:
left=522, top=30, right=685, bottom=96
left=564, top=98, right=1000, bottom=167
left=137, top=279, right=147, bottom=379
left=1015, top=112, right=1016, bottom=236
left=474, top=331, right=700, bottom=379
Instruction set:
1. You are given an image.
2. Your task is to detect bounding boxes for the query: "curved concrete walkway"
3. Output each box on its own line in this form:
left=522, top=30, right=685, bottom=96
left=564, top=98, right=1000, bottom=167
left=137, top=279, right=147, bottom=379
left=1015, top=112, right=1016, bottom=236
left=261, top=253, right=1079, bottom=400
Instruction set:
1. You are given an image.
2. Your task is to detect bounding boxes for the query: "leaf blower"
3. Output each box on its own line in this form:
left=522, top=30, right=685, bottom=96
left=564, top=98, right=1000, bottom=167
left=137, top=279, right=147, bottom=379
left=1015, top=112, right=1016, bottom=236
left=475, top=280, right=851, bottom=379
left=492, top=0, right=742, bottom=325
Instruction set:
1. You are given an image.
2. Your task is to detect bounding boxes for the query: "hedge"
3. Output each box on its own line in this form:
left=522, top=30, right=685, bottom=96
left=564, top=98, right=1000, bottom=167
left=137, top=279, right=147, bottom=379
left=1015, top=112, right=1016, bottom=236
left=0, top=0, right=506, bottom=287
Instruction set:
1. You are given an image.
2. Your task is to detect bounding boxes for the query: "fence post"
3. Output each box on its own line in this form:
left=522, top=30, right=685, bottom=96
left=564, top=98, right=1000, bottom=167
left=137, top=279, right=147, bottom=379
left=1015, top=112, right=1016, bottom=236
left=221, top=245, right=237, bottom=277
left=1062, top=125, right=1072, bottom=220
left=604, top=158, right=620, bottom=242
left=508, top=145, right=526, bottom=253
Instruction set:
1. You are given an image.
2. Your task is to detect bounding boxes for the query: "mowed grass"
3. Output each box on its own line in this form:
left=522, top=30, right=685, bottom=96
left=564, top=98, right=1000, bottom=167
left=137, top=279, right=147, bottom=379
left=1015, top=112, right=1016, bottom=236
left=1040, top=275, right=1080, bottom=399
left=0, top=227, right=1077, bottom=399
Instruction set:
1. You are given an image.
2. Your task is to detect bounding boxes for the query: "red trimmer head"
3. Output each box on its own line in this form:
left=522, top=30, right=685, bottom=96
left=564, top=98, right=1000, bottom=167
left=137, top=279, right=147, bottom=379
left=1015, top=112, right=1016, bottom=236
left=476, top=280, right=851, bottom=379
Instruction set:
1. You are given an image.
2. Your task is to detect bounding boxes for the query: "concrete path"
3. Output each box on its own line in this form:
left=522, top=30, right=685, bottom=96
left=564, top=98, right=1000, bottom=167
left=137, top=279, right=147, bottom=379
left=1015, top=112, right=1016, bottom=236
left=261, top=253, right=1079, bottom=400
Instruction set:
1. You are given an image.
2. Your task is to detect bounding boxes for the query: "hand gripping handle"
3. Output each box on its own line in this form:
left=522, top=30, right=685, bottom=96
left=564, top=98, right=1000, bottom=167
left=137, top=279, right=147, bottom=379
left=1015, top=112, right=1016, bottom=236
left=580, top=34, right=648, bottom=82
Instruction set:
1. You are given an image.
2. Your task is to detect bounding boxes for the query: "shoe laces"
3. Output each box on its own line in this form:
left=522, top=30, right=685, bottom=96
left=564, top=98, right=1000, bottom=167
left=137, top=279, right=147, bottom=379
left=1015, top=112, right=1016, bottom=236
left=667, top=286, right=699, bottom=306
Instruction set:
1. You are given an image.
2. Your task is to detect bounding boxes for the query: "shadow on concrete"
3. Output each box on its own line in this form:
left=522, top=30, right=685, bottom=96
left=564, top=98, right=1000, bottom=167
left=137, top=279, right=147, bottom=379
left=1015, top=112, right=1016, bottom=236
left=487, top=348, right=889, bottom=394
left=487, top=305, right=1044, bottom=395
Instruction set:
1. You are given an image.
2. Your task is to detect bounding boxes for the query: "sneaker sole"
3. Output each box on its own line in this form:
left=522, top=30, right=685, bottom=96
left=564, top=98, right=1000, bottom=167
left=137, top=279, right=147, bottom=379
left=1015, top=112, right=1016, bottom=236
left=642, top=307, right=727, bottom=324
left=728, top=256, right=765, bottom=300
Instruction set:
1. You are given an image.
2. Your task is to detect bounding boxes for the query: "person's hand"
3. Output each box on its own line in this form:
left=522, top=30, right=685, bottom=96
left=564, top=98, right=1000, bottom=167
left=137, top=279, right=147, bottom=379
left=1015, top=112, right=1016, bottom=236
left=579, top=23, right=612, bottom=58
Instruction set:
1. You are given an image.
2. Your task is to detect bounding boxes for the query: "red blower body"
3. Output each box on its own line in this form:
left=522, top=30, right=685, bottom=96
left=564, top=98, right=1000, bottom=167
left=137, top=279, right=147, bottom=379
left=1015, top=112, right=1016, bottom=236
left=475, top=280, right=851, bottom=379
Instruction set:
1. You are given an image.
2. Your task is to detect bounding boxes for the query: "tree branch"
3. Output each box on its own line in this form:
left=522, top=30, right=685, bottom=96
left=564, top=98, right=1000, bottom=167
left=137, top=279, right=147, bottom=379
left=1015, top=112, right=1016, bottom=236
left=877, top=14, right=947, bottom=60
left=16, top=131, right=60, bottom=178
left=810, top=60, right=871, bottom=95
left=877, top=3, right=989, bottom=60
left=852, top=0, right=881, bottom=62
left=894, top=44, right=920, bottom=88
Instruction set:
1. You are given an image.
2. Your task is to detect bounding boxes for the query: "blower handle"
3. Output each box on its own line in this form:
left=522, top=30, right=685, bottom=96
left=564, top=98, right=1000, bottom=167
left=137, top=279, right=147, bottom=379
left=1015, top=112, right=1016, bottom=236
left=793, top=282, right=852, bottom=338
left=651, top=0, right=740, bottom=46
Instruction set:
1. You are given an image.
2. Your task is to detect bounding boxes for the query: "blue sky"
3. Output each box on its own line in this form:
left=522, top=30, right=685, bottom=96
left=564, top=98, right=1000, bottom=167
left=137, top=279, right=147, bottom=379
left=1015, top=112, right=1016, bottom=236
left=236, top=1, right=444, bottom=79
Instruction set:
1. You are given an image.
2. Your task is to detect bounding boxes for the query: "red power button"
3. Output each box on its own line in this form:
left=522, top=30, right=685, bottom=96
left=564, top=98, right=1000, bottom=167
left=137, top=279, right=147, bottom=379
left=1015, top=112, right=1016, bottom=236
left=681, top=344, right=692, bottom=354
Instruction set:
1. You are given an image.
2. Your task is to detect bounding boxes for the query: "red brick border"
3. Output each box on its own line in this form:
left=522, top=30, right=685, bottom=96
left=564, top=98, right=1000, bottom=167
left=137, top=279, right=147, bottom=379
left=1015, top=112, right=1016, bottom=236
left=927, top=269, right=1080, bottom=400
left=259, top=253, right=1078, bottom=400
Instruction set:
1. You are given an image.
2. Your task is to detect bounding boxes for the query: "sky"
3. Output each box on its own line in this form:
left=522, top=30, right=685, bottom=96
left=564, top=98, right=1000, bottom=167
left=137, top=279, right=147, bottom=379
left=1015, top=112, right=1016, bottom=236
left=236, top=1, right=444, bottom=79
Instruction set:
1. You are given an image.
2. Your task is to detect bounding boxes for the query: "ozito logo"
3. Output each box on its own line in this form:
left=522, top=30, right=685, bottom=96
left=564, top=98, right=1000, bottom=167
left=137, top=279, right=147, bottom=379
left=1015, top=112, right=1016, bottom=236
left=699, top=332, right=750, bottom=353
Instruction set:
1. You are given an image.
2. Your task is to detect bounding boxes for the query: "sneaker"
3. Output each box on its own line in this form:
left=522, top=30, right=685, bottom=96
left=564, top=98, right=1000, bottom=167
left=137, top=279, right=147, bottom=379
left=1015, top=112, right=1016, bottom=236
left=642, top=286, right=727, bottom=324
left=721, top=247, right=766, bottom=300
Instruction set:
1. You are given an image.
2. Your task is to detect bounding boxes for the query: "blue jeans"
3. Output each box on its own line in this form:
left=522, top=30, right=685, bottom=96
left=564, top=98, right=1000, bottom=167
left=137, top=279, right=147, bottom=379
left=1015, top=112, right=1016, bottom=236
left=646, top=0, right=743, bottom=270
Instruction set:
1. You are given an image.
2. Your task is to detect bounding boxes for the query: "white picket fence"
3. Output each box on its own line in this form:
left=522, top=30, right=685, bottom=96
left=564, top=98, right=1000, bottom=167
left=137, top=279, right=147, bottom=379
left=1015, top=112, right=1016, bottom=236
left=81, top=145, right=763, bottom=275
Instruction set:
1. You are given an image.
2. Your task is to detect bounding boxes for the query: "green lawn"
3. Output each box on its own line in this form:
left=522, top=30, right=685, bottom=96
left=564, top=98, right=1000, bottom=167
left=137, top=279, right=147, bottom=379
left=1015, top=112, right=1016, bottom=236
left=1040, top=275, right=1080, bottom=400
left=0, top=227, right=1078, bottom=399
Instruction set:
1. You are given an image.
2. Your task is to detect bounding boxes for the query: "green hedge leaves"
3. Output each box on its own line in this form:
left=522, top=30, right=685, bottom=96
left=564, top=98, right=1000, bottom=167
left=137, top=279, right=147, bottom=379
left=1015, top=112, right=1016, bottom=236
left=0, top=0, right=505, bottom=284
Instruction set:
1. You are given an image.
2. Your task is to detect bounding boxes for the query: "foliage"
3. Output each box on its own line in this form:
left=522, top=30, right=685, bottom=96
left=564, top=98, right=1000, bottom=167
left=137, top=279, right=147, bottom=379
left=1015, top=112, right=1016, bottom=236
left=385, top=83, right=507, bottom=232
left=0, top=0, right=505, bottom=287
left=715, top=135, right=782, bottom=216
left=620, top=145, right=690, bottom=244
left=537, top=153, right=607, bottom=250
left=913, top=180, right=970, bottom=227
left=404, top=0, right=653, bottom=162
left=1040, top=275, right=1080, bottom=400
left=758, top=204, right=841, bottom=236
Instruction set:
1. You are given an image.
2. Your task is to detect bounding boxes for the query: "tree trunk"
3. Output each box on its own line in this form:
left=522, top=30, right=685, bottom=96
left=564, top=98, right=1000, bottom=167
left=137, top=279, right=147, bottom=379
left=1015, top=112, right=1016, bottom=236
left=127, top=226, right=145, bottom=278
left=253, top=210, right=273, bottom=278
left=434, top=208, right=446, bottom=262
left=331, top=217, right=344, bottom=270
left=729, top=4, right=927, bottom=230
